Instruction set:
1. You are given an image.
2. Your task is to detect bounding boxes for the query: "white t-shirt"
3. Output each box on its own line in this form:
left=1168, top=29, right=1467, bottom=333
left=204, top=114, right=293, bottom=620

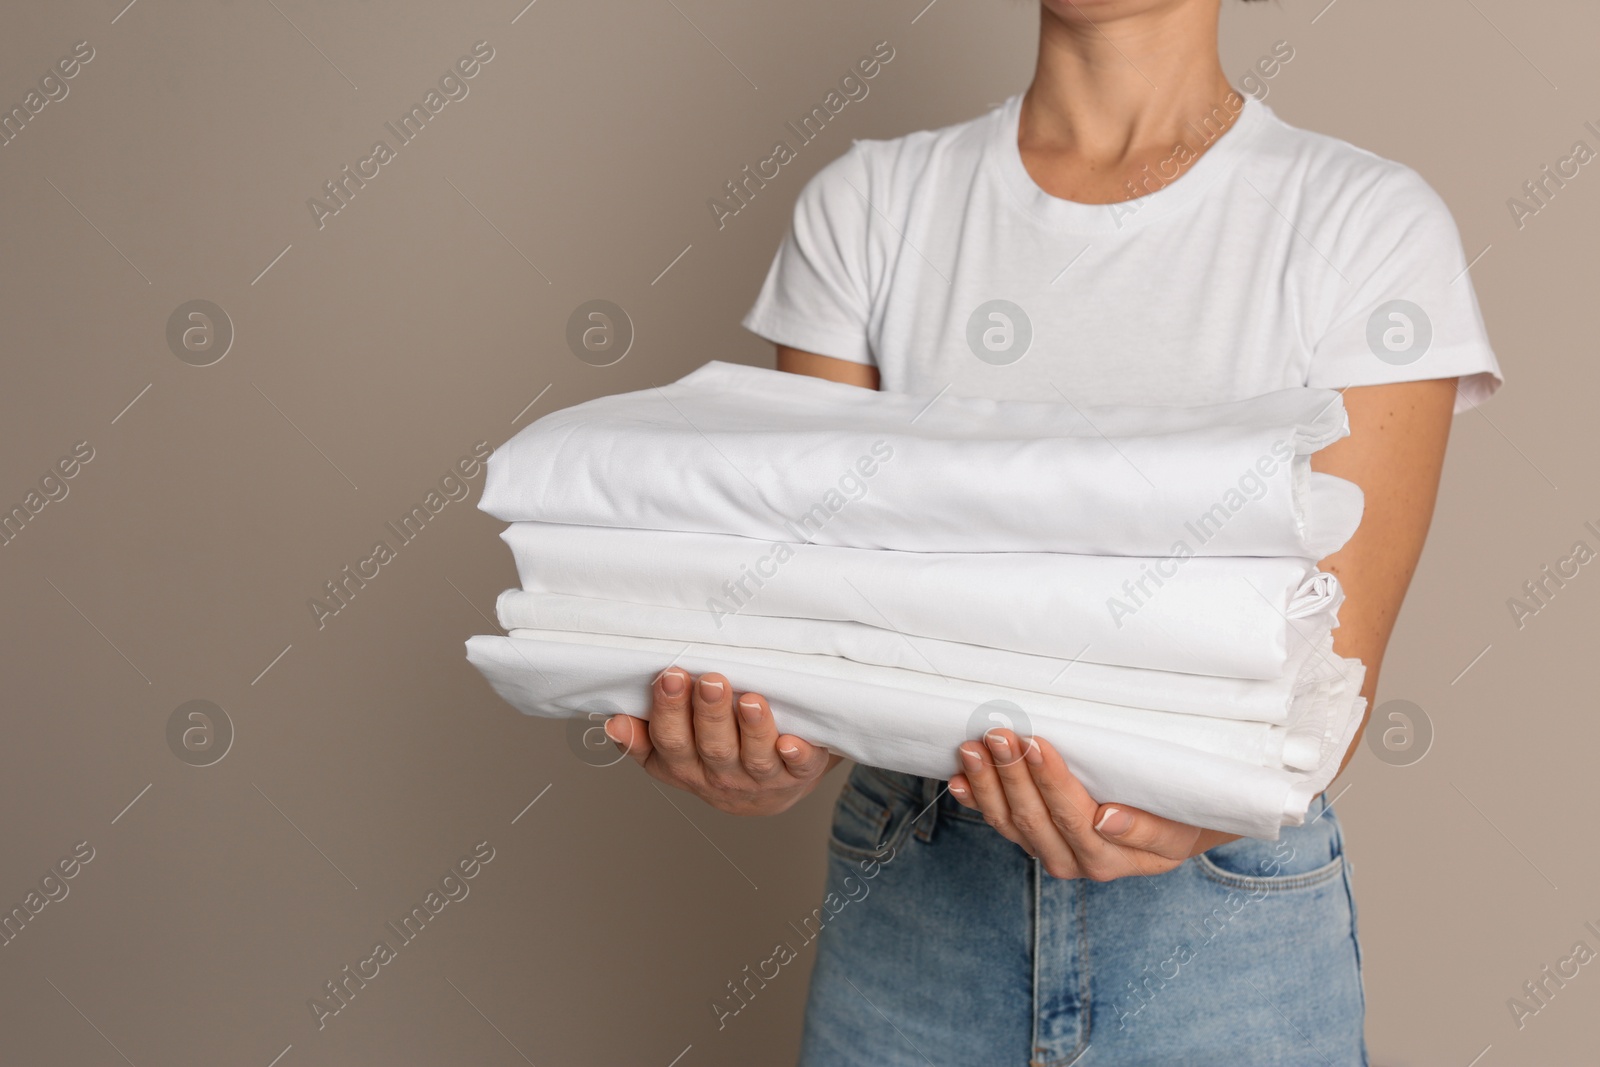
left=742, top=92, right=1503, bottom=413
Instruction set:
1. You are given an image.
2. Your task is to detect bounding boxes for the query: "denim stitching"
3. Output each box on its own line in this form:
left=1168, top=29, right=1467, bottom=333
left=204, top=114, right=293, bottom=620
left=1192, top=850, right=1346, bottom=892
left=1031, top=875, right=1092, bottom=1067
left=1335, top=814, right=1370, bottom=1067
left=1030, top=858, right=1044, bottom=1067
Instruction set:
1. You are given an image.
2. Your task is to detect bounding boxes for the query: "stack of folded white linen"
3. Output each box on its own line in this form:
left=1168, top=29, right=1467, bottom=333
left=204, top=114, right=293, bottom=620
left=466, top=361, right=1368, bottom=839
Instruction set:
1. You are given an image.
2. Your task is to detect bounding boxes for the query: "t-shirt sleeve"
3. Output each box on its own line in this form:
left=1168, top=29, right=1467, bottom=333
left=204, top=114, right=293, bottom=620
left=741, top=141, right=877, bottom=366
left=1306, top=163, right=1503, bottom=413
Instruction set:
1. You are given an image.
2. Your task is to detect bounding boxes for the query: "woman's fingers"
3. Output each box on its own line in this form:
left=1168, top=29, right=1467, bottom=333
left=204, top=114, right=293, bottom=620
left=958, top=738, right=1022, bottom=845
left=1019, top=735, right=1101, bottom=840
left=775, top=734, right=832, bottom=780
left=604, top=714, right=653, bottom=767
left=1016, top=734, right=1141, bottom=880
left=691, top=673, right=743, bottom=780
left=1023, top=737, right=1195, bottom=876
left=984, top=730, right=1044, bottom=815
left=623, top=666, right=837, bottom=817
left=986, top=730, right=1081, bottom=878
left=734, top=692, right=785, bottom=782
left=646, top=667, right=698, bottom=776
left=953, top=731, right=1200, bottom=880
left=1091, top=803, right=1203, bottom=863
left=948, top=772, right=978, bottom=808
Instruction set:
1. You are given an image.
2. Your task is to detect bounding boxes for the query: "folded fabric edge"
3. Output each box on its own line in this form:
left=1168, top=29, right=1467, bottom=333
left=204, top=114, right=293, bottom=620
left=465, top=632, right=1366, bottom=838
left=1292, top=391, right=1352, bottom=454
left=1298, top=471, right=1366, bottom=560
left=496, top=593, right=1336, bottom=726
left=1278, top=652, right=1366, bottom=771
left=1278, top=662, right=1368, bottom=827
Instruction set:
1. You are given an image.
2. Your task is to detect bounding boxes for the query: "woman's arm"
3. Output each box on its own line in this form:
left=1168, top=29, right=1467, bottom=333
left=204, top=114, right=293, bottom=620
left=1313, top=376, right=1458, bottom=775
left=776, top=345, right=880, bottom=390
left=949, top=377, right=1460, bottom=878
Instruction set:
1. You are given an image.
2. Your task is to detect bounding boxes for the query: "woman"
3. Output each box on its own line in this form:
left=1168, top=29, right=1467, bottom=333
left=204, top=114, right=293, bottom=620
left=602, top=1, right=1502, bottom=1062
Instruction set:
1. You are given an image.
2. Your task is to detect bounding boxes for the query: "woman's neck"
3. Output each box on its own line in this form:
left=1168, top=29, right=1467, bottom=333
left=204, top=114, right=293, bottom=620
left=1020, top=1, right=1241, bottom=204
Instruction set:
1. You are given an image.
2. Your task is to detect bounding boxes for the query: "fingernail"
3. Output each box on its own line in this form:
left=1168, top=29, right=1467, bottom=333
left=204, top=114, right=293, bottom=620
left=1023, top=737, right=1042, bottom=765
left=777, top=743, right=800, bottom=758
left=949, top=782, right=967, bottom=798
left=959, top=744, right=982, bottom=772
left=987, top=733, right=1010, bottom=759
left=603, top=716, right=624, bottom=743
left=698, top=678, right=725, bottom=701
left=1096, top=807, right=1133, bottom=836
left=660, top=670, right=686, bottom=697
left=737, top=694, right=762, bottom=723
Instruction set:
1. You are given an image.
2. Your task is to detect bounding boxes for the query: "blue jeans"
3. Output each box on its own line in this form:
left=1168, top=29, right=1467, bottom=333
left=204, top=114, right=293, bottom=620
left=797, top=764, right=1367, bottom=1066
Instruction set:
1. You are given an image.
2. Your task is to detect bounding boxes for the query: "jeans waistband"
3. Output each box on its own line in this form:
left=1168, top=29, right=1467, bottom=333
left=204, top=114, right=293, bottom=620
left=854, top=764, right=988, bottom=838
left=855, top=762, right=1334, bottom=833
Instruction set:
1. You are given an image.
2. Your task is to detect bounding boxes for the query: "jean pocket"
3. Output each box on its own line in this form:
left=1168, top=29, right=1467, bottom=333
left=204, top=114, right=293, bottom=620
left=826, top=768, right=908, bottom=862
left=1194, top=813, right=1346, bottom=893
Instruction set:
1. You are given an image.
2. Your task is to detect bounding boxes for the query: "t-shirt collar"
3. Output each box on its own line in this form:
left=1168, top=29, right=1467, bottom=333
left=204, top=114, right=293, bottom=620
left=989, top=89, right=1269, bottom=234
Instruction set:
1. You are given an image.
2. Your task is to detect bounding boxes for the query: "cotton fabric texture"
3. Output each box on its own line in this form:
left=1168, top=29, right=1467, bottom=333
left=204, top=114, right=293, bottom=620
left=495, top=522, right=1342, bottom=680
left=493, top=588, right=1336, bottom=723
left=479, top=360, right=1363, bottom=560
left=467, top=361, right=1371, bottom=838
left=467, top=628, right=1364, bottom=840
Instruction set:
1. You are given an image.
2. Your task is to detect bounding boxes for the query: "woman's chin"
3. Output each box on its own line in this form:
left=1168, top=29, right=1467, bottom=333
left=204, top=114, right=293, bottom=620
left=1041, top=0, right=1197, bottom=23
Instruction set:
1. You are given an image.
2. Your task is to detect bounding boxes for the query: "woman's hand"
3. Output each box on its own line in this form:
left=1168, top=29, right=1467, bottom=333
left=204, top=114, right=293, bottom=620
left=949, top=728, right=1236, bottom=880
left=603, top=666, right=842, bottom=816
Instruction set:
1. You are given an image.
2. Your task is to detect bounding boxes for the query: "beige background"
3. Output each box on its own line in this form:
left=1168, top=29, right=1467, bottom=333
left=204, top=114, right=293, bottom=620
left=0, top=1, right=1593, bottom=1064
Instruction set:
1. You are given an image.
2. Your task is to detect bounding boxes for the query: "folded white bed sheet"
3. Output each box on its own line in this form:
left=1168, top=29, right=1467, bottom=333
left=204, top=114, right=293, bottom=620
left=499, top=522, right=1343, bottom=680
left=479, top=360, right=1364, bottom=559
left=494, top=588, right=1335, bottom=724
left=466, top=629, right=1367, bottom=839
